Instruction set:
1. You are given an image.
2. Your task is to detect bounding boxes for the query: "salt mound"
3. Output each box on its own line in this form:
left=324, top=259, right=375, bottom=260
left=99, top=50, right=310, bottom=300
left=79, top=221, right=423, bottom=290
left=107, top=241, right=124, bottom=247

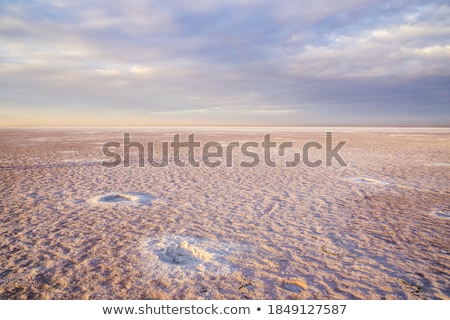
left=141, top=236, right=242, bottom=279
left=160, top=241, right=212, bottom=265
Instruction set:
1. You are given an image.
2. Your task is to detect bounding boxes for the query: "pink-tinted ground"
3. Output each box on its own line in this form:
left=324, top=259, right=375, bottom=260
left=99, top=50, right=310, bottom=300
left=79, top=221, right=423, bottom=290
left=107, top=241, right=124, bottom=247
left=0, top=128, right=449, bottom=299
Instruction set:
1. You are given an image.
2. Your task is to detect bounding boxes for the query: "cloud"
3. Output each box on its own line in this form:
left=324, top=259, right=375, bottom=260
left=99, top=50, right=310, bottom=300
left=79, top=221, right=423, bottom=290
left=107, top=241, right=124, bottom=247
left=0, top=0, right=449, bottom=126
left=284, top=4, right=450, bottom=79
left=150, top=106, right=297, bottom=115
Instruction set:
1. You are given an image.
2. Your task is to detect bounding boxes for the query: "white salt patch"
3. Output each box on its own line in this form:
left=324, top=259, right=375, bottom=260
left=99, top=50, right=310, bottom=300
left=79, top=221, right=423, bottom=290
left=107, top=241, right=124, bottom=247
left=349, top=177, right=389, bottom=185
left=281, top=279, right=308, bottom=293
left=89, top=192, right=155, bottom=206
left=62, top=159, right=104, bottom=164
left=141, top=236, right=243, bottom=279
left=160, top=241, right=212, bottom=265
left=431, top=209, right=450, bottom=218
left=62, top=159, right=86, bottom=163
left=424, top=163, right=450, bottom=167
left=388, top=134, right=428, bottom=137
left=27, top=138, right=62, bottom=142
left=282, top=282, right=303, bottom=293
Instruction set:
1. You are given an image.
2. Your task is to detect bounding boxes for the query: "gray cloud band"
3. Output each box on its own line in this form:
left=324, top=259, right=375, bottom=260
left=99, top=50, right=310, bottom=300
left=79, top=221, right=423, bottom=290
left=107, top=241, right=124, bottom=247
left=1, top=1, right=448, bottom=127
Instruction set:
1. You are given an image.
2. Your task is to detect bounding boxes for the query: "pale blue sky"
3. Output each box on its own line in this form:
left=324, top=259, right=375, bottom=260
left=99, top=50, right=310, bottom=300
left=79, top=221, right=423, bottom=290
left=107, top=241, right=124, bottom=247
left=0, top=0, right=449, bottom=126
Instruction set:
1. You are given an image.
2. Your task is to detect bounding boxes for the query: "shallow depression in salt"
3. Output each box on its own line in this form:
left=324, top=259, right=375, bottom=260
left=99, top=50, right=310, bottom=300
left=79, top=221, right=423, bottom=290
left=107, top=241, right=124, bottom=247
left=89, top=192, right=155, bottom=206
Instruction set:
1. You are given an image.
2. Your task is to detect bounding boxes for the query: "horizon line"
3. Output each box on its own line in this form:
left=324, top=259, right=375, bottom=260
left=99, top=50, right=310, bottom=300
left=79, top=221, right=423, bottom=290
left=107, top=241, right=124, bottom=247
left=1, top=124, right=449, bottom=129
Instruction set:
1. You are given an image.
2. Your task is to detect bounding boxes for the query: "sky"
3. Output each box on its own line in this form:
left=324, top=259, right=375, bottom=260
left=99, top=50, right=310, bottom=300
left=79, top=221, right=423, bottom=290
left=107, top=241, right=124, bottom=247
left=0, top=0, right=449, bottom=127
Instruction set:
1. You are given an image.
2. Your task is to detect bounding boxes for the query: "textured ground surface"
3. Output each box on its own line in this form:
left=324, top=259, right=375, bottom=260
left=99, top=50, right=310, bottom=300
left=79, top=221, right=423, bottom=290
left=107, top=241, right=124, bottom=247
left=0, top=127, right=449, bottom=299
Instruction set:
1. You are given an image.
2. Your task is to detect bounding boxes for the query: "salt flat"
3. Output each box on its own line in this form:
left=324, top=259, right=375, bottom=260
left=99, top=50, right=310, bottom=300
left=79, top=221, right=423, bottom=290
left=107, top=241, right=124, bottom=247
left=0, top=128, right=449, bottom=299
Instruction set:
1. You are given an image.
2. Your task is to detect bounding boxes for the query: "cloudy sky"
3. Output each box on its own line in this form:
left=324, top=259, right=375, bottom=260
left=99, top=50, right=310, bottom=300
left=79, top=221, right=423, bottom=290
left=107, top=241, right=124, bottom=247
left=0, top=0, right=449, bottom=126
